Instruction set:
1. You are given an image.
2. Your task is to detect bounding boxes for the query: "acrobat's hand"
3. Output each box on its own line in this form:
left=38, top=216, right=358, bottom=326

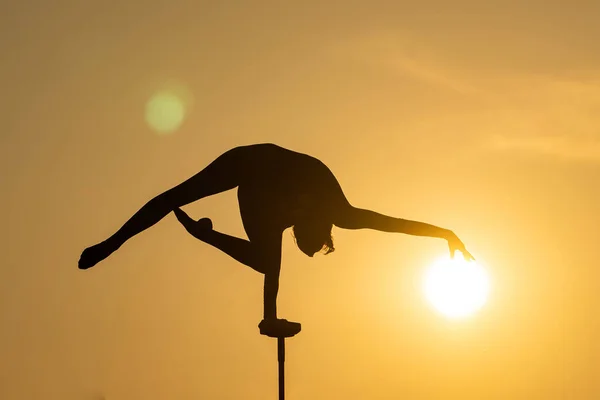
left=174, top=208, right=213, bottom=239
left=259, top=318, right=302, bottom=338
left=446, top=231, right=475, bottom=261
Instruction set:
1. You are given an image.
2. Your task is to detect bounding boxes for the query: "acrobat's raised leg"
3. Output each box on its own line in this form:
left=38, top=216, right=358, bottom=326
left=79, top=147, right=245, bottom=269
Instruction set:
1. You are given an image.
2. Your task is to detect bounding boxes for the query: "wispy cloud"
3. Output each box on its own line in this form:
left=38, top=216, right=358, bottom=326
left=330, top=31, right=600, bottom=162
left=489, top=132, right=600, bottom=161
left=482, top=78, right=600, bottom=161
left=328, top=31, right=487, bottom=96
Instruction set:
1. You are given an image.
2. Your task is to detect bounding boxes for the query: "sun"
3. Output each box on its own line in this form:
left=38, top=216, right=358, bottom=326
left=423, top=255, right=490, bottom=319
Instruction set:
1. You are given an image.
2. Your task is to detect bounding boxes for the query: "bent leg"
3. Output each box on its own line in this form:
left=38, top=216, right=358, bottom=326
left=79, top=147, right=245, bottom=269
left=174, top=209, right=265, bottom=274
left=188, top=225, right=265, bottom=274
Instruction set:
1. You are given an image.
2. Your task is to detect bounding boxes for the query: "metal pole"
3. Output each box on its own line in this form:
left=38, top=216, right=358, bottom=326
left=260, top=321, right=299, bottom=399
left=278, top=337, right=285, bottom=400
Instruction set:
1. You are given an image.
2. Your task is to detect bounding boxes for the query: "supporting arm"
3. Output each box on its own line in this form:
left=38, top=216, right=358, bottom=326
left=259, top=247, right=301, bottom=337
left=263, top=266, right=280, bottom=320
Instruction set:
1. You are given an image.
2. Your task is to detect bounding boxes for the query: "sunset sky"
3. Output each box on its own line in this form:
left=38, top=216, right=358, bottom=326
left=2, top=1, right=599, bottom=399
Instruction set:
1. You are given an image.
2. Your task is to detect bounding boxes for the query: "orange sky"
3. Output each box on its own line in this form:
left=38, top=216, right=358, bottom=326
left=2, top=2, right=599, bottom=399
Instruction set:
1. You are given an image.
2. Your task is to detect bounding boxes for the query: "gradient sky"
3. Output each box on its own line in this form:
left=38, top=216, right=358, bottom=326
left=2, top=1, right=599, bottom=399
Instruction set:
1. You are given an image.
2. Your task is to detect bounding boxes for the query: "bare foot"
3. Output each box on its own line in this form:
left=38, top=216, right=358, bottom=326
left=195, top=217, right=213, bottom=233
left=174, top=209, right=213, bottom=238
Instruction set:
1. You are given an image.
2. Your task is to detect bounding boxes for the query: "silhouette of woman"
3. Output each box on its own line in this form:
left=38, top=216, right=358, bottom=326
left=79, top=143, right=474, bottom=336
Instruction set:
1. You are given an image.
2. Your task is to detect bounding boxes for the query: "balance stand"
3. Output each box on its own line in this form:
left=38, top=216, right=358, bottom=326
left=260, top=324, right=301, bottom=400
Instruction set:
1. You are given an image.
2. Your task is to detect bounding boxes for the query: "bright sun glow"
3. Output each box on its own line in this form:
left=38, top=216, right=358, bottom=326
left=423, top=256, right=490, bottom=319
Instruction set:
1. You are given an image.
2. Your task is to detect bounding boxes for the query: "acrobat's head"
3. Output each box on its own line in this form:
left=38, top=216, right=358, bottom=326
left=292, top=218, right=335, bottom=257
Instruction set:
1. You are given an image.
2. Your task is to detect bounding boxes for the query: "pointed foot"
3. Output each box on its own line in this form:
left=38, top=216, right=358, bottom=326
left=78, top=241, right=114, bottom=270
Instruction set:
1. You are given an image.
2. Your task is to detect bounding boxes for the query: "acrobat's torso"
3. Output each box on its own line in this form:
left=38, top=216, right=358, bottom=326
left=234, top=143, right=344, bottom=236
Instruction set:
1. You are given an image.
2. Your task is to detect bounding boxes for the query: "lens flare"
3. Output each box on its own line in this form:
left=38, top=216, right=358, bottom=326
left=423, top=255, right=490, bottom=319
left=145, top=91, right=187, bottom=134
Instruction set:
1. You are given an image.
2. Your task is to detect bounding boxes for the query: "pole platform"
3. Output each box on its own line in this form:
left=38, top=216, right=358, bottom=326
left=259, top=320, right=301, bottom=400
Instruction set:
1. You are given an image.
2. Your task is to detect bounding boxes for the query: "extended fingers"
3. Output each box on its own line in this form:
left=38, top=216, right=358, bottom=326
left=460, top=247, right=475, bottom=261
left=449, top=244, right=456, bottom=259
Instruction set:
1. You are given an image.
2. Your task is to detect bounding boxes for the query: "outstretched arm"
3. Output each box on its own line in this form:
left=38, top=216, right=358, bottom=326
left=335, top=207, right=448, bottom=236
left=334, top=206, right=474, bottom=260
